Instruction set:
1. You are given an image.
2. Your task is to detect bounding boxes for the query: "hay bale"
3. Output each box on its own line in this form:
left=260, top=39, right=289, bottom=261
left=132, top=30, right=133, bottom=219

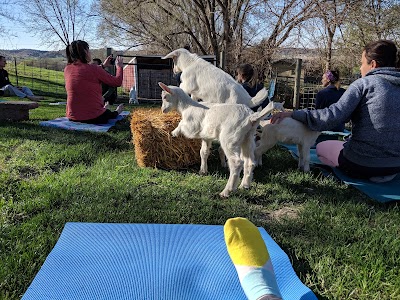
left=130, top=107, right=202, bottom=169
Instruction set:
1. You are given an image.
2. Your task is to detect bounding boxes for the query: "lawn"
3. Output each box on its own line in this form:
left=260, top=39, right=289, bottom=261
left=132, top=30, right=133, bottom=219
left=0, top=95, right=399, bottom=300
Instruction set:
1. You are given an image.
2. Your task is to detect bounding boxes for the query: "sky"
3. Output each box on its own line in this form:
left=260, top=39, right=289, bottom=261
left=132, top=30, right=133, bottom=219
left=1, top=17, right=122, bottom=52
left=1, top=19, right=52, bottom=50
left=0, top=0, right=103, bottom=51
left=0, top=32, right=54, bottom=51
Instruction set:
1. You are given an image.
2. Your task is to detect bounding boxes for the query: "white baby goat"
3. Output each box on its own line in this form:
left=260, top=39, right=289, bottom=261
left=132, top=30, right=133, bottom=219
left=159, top=82, right=279, bottom=198
left=255, top=117, right=321, bottom=172
left=162, top=48, right=269, bottom=108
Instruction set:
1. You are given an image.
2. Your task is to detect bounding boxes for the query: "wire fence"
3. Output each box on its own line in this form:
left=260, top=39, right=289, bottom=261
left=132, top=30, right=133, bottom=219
left=5, top=57, right=359, bottom=106
left=7, top=58, right=67, bottom=98
left=272, top=74, right=359, bottom=109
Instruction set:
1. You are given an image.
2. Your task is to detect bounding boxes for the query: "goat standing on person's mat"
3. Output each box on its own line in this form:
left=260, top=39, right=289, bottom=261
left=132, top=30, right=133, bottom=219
left=255, top=117, right=321, bottom=172
left=159, top=82, right=280, bottom=198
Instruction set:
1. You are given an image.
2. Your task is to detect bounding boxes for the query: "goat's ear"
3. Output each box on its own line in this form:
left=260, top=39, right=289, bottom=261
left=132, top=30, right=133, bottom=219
left=158, top=82, right=173, bottom=94
left=161, top=49, right=178, bottom=60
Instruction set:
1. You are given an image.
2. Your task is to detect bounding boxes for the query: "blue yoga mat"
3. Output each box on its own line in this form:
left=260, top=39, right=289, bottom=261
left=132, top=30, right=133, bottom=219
left=39, top=111, right=130, bottom=132
left=22, top=222, right=317, bottom=300
left=280, top=143, right=400, bottom=203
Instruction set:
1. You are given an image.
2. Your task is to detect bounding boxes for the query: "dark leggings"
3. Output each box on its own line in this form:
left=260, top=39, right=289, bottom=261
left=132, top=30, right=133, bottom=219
left=70, top=109, right=118, bottom=124
left=338, top=150, right=400, bottom=179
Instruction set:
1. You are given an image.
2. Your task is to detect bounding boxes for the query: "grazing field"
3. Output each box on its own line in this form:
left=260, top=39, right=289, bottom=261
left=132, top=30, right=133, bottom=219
left=0, top=97, right=399, bottom=300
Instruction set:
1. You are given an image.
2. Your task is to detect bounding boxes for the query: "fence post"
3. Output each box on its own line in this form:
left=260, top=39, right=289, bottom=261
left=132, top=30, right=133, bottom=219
left=14, top=57, right=19, bottom=86
left=293, top=58, right=302, bottom=109
left=219, top=51, right=225, bottom=70
left=106, top=47, right=115, bottom=76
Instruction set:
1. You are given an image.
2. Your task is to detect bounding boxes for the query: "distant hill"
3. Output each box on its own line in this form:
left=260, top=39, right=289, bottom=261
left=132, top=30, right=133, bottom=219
left=0, top=48, right=135, bottom=60
left=0, top=49, right=66, bottom=59
left=1, top=47, right=320, bottom=60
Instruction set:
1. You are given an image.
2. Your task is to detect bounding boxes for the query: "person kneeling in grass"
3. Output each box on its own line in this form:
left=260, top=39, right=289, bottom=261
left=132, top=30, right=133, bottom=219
left=0, top=56, right=45, bottom=101
left=64, top=40, right=124, bottom=124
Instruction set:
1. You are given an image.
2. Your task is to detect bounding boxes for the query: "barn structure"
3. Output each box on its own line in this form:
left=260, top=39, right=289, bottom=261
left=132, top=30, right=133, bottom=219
left=122, top=55, right=216, bottom=102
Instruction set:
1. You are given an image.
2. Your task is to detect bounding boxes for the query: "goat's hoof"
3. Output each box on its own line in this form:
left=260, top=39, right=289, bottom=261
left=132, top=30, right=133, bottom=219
left=199, top=170, right=208, bottom=175
left=219, top=191, right=230, bottom=198
left=239, top=184, right=250, bottom=190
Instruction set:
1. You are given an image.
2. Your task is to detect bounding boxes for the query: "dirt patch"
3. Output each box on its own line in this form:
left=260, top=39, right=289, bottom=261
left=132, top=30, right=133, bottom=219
left=255, top=205, right=303, bottom=222
left=268, top=206, right=302, bottom=220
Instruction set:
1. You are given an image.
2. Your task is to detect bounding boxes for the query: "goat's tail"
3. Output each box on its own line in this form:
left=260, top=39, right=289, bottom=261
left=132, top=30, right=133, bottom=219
left=248, top=88, right=269, bottom=108
left=249, top=101, right=276, bottom=124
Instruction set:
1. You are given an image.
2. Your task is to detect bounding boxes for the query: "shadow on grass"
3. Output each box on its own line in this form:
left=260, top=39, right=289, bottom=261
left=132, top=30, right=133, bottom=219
left=34, top=90, right=67, bottom=98
left=0, top=119, right=132, bottom=160
left=16, top=75, right=65, bottom=87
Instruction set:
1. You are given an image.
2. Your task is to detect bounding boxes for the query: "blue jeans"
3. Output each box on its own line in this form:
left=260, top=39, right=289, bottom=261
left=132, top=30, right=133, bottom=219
left=1, top=84, right=34, bottom=98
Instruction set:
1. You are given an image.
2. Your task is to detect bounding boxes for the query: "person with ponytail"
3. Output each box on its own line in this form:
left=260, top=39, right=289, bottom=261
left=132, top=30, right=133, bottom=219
left=64, top=40, right=124, bottom=124
left=315, top=69, right=346, bottom=132
left=271, top=40, right=400, bottom=183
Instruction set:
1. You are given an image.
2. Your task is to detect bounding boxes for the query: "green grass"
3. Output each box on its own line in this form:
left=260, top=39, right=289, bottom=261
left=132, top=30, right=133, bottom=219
left=0, top=98, right=399, bottom=300
left=6, top=64, right=129, bottom=99
left=7, top=64, right=67, bottom=99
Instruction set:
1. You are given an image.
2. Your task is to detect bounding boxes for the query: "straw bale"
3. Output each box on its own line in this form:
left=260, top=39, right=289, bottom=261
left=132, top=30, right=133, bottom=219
left=130, top=107, right=202, bottom=169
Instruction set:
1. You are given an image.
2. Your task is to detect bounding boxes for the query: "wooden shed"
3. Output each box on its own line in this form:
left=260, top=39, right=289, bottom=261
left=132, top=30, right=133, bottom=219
left=271, top=58, right=305, bottom=79
left=122, top=54, right=216, bottom=102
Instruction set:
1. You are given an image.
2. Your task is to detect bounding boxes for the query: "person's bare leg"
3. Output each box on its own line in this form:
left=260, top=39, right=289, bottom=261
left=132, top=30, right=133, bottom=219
left=115, top=104, right=124, bottom=114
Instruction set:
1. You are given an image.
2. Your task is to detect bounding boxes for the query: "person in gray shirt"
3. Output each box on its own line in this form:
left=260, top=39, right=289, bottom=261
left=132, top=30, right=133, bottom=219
left=271, top=40, right=400, bottom=183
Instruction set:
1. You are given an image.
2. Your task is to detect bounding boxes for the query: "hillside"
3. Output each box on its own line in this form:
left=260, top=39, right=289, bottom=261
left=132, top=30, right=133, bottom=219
left=0, top=47, right=320, bottom=61
left=0, top=49, right=66, bottom=59
left=0, top=48, right=140, bottom=60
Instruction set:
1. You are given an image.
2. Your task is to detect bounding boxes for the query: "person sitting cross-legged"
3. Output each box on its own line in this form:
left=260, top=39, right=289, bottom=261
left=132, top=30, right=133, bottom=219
left=0, top=56, right=45, bottom=101
left=64, top=40, right=124, bottom=124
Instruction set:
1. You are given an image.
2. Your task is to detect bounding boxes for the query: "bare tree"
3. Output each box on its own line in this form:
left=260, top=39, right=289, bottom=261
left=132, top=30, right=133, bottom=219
left=96, top=0, right=318, bottom=73
left=332, top=0, right=400, bottom=74
left=18, top=0, right=96, bottom=48
left=313, top=0, right=363, bottom=71
left=96, top=0, right=257, bottom=70
left=248, top=0, right=319, bottom=77
left=0, top=0, right=17, bottom=39
left=342, top=0, right=400, bottom=45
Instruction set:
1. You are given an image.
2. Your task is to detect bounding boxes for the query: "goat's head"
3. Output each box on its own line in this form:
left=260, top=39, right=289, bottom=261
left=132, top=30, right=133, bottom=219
left=159, top=82, right=178, bottom=113
left=161, top=48, right=191, bottom=73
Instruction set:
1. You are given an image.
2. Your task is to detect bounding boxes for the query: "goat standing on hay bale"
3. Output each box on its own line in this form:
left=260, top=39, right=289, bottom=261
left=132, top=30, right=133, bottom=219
left=161, top=48, right=269, bottom=108
left=130, top=108, right=202, bottom=170
left=158, top=82, right=280, bottom=198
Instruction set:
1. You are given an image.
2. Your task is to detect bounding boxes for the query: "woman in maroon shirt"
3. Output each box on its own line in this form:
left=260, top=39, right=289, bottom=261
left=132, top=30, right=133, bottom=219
left=64, top=40, right=124, bottom=124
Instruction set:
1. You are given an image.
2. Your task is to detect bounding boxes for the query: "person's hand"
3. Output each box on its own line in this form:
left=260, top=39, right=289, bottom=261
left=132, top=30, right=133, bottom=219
left=115, top=55, right=123, bottom=68
left=270, top=111, right=293, bottom=124
left=102, top=55, right=113, bottom=67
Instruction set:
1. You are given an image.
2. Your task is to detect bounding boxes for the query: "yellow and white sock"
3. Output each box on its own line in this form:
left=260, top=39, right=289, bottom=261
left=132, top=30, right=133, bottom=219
left=224, top=217, right=282, bottom=300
